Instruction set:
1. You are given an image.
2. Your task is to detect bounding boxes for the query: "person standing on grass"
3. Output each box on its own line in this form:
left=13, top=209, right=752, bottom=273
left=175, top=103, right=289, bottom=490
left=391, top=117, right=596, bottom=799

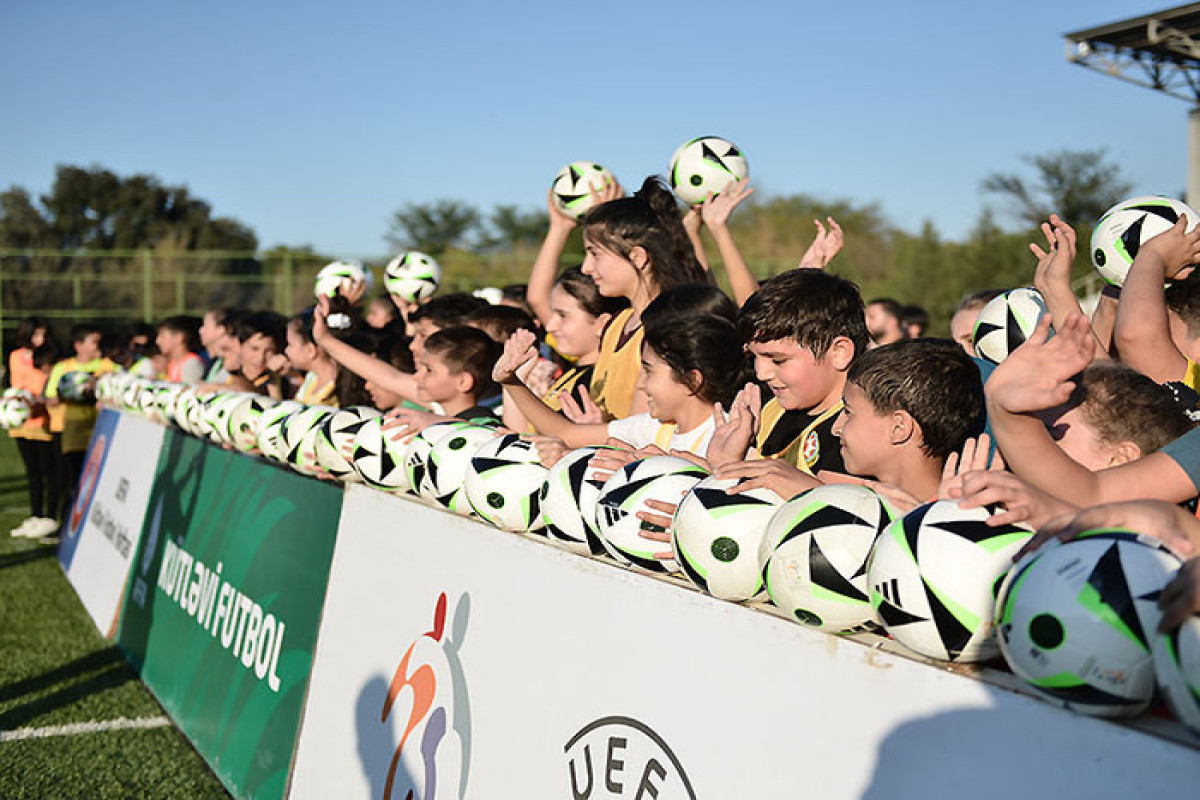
left=8, top=318, right=60, bottom=539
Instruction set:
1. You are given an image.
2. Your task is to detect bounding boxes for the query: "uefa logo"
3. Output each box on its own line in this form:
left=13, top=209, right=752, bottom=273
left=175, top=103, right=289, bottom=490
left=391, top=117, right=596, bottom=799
left=564, top=716, right=695, bottom=799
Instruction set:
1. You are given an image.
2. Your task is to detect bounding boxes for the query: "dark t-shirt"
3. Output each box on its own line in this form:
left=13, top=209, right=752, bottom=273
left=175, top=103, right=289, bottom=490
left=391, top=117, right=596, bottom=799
left=757, top=401, right=846, bottom=475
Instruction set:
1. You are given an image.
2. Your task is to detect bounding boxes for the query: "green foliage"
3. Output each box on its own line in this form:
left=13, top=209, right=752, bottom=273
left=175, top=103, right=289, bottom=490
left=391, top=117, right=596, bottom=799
left=385, top=199, right=480, bottom=255
left=982, top=148, right=1133, bottom=230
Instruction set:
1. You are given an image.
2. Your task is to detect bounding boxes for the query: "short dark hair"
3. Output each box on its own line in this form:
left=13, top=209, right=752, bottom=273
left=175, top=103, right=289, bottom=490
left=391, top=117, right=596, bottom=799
left=643, top=283, right=737, bottom=327
left=1069, top=362, right=1194, bottom=454
left=158, top=315, right=202, bottom=353
left=236, top=311, right=287, bottom=352
left=847, top=339, right=985, bottom=459
left=738, top=269, right=869, bottom=359
left=466, top=304, right=538, bottom=343
left=955, top=289, right=1005, bottom=314
left=408, top=293, right=489, bottom=329
left=900, top=304, right=929, bottom=335
left=423, top=326, right=501, bottom=400
left=643, top=314, right=748, bottom=407
left=1166, top=273, right=1200, bottom=337
left=868, top=298, right=904, bottom=319
left=69, top=323, right=103, bottom=345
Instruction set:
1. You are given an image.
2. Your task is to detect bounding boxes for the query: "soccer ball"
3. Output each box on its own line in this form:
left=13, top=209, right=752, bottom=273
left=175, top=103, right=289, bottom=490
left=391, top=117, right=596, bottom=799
left=350, top=415, right=415, bottom=491
left=868, top=499, right=1032, bottom=663
left=669, top=136, right=749, bottom=206
left=384, top=251, right=442, bottom=303
left=226, top=394, right=277, bottom=453
left=313, top=406, right=382, bottom=481
left=255, top=400, right=305, bottom=462
left=419, top=424, right=500, bottom=513
left=280, top=405, right=337, bottom=475
left=550, top=161, right=616, bottom=220
left=464, top=433, right=550, bottom=531
left=183, top=391, right=217, bottom=439
left=1154, top=614, right=1200, bottom=737
left=57, top=371, right=94, bottom=403
left=540, top=446, right=607, bottom=555
left=0, top=396, right=31, bottom=429
left=314, top=259, right=373, bottom=299
left=996, top=529, right=1181, bottom=717
left=402, top=421, right=470, bottom=496
left=672, top=477, right=783, bottom=601
left=971, top=287, right=1049, bottom=365
left=761, top=483, right=896, bottom=632
left=201, top=392, right=243, bottom=445
left=1091, top=195, right=1200, bottom=287
left=595, top=455, right=710, bottom=572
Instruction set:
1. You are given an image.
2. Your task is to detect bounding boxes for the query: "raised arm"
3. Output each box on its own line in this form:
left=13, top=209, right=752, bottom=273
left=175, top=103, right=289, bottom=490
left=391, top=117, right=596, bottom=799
left=700, top=178, right=758, bottom=306
left=311, top=297, right=422, bottom=404
left=1112, top=215, right=1200, bottom=382
left=797, top=217, right=844, bottom=270
left=1030, top=214, right=1108, bottom=361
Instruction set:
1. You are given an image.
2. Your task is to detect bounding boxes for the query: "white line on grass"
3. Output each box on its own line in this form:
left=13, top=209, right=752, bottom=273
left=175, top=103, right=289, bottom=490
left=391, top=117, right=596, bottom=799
left=0, top=716, right=171, bottom=743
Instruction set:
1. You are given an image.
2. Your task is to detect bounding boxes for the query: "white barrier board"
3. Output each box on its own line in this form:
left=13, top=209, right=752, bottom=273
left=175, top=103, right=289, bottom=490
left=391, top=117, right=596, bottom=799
left=58, top=408, right=165, bottom=637
left=290, top=484, right=1200, bottom=799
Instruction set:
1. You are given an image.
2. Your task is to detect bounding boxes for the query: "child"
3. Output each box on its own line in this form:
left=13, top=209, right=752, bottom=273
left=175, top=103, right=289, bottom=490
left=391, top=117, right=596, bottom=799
left=156, top=315, right=205, bottom=384
left=199, top=307, right=237, bottom=382
left=282, top=309, right=339, bottom=406
left=8, top=319, right=59, bottom=538
left=45, top=323, right=117, bottom=525
left=579, top=176, right=707, bottom=419
left=709, top=268, right=869, bottom=482
left=227, top=312, right=287, bottom=397
left=949, top=289, right=1003, bottom=354
left=406, top=326, right=501, bottom=425
left=494, top=309, right=747, bottom=457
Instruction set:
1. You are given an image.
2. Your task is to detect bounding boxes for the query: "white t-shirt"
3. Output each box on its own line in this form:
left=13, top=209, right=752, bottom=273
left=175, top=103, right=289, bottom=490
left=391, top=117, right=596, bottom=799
left=606, top=412, right=717, bottom=456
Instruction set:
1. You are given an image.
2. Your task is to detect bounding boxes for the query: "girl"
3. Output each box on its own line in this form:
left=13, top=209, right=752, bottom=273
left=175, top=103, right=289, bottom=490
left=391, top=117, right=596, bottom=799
left=579, top=176, right=707, bottom=420
left=282, top=309, right=339, bottom=406
left=494, top=295, right=748, bottom=458
left=8, top=318, right=59, bottom=538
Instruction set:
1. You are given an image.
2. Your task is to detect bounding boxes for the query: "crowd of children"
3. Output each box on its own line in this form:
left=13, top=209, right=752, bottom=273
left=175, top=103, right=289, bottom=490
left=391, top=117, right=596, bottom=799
left=7, top=175, right=1200, bottom=632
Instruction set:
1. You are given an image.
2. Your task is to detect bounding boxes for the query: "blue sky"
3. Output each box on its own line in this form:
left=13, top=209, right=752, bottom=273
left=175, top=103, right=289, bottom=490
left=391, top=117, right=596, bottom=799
left=1, top=1, right=1189, bottom=256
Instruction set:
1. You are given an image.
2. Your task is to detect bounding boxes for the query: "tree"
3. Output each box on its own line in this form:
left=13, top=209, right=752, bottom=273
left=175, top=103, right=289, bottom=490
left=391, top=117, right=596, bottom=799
left=385, top=200, right=479, bottom=255
left=982, top=149, right=1133, bottom=229
left=477, top=205, right=547, bottom=252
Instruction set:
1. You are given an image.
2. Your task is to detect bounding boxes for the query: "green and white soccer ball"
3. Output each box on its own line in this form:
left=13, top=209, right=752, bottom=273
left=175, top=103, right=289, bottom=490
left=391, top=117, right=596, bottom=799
left=1154, top=614, right=1200, bottom=737
left=997, top=529, right=1180, bottom=718
left=971, top=287, right=1049, bottom=365
left=350, top=415, right=414, bottom=492
left=761, top=483, right=895, bottom=632
left=669, top=136, right=749, bottom=206
left=550, top=161, right=616, bottom=220
left=57, top=370, right=94, bottom=403
left=314, top=259, right=373, bottom=299
left=419, top=424, right=500, bottom=514
left=672, top=476, right=782, bottom=601
left=255, top=400, right=305, bottom=462
left=596, top=455, right=710, bottom=573
left=200, top=392, right=243, bottom=445
left=540, top=446, right=607, bottom=556
left=280, top=405, right=337, bottom=475
left=313, top=406, right=382, bottom=482
left=869, top=499, right=1032, bottom=663
left=183, top=390, right=218, bottom=438
left=403, top=420, right=470, bottom=496
left=1091, top=195, right=1200, bottom=287
left=226, top=394, right=277, bottom=453
left=464, top=433, right=549, bottom=531
left=0, top=396, right=31, bottom=429
left=384, top=251, right=442, bottom=303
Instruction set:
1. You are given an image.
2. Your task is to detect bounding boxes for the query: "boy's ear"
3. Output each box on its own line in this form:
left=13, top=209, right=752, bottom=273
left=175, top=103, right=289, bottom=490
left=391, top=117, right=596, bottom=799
left=455, top=370, right=476, bottom=396
left=1110, top=441, right=1142, bottom=467
left=890, top=410, right=917, bottom=447
left=827, top=336, right=856, bottom=372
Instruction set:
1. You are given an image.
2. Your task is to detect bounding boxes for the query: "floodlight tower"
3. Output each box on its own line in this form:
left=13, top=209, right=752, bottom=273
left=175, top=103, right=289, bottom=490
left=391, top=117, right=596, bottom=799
left=1066, top=3, right=1200, bottom=204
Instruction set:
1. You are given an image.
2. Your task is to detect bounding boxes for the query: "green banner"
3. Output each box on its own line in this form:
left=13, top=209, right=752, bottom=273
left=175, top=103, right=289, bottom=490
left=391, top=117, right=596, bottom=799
left=119, top=427, right=343, bottom=800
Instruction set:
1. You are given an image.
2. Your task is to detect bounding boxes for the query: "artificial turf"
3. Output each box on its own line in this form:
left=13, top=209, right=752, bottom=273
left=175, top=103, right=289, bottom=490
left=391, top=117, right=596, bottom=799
left=0, top=434, right=231, bottom=799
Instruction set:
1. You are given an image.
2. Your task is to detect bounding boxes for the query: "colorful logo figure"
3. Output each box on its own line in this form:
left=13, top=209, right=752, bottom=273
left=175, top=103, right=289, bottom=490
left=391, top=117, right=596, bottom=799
left=381, top=592, right=470, bottom=800
left=68, top=433, right=108, bottom=536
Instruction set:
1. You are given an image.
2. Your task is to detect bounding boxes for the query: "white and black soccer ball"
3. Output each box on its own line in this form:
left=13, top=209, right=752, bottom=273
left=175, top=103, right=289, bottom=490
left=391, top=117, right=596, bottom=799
left=464, top=433, right=550, bottom=531
left=314, top=259, right=373, bottom=299
left=280, top=405, right=337, bottom=475
left=1154, top=613, right=1200, bottom=737
left=761, top=483, right=896, bottom=632
left=255, top=400, right=305, bottom=462
left=57, top=370, right=94, bottom=403
left=672, top=476, right=782, bottom=601
left=540, top=446, right=607, bottom=555
left=669, top=136, right=749, bottom=206
left=0, top=396, right=31, bottom=429
left=402, top=420, right=470, bottom=497
left=1091, top=195, right=1200, bottom=287
left=419, top=424, right=500, bottom=514
left=184, top=390, right=217, bottom=439
left=94, top=373, right=119, bottom=404
left=201, top=392, right=244, bottom=445
left=971, top=286, right=1049, bottom=365
left=596, top=455, right=710, bottom=572
left=384, top=251, right=442, bottom=303
left=550, top=161, right=616, bottom=220
left=226, top=394, right=277, bottom=453
left=313, top=406, right=382, bottom=481
left=350, top=415, right=415, bottom=492
left=996, top=529, right=1180, bottom=718
left=868, top=499, right=1032, bottom=663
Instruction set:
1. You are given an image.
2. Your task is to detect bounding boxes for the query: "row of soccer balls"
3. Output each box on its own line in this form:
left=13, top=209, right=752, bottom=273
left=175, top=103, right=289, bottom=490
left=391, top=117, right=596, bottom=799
left=0, top=371, right=99, bottom=429
left=96, top=371, right=1200, bottom=734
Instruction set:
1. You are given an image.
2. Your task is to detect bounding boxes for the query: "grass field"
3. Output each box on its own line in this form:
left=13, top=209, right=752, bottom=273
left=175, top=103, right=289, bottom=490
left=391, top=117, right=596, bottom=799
left=0, top=435, right=231, bottom=799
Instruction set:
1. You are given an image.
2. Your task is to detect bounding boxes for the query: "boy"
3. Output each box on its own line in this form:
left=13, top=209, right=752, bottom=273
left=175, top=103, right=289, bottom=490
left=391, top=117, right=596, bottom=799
left=708, top=269, right=868, bottom=479
left=227, top=312, right=287, bottom=397
left=156, top=315, right=204, bottom=384
left=388, top=327, right=501, bottom=431
left=45, top=323, right=117, bottom=525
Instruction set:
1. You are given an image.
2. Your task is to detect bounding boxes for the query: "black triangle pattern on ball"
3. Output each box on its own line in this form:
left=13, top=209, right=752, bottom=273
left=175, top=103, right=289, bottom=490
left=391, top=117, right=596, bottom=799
left=1088, top=542, right=1150, bottom=652
left=700, top=141, right=729, bottom=173
left=808, top=536, right=868, bottom=602
left=903, top=503, right=933, bottom=562
left=776, top=505, right=872, bottom=547
left=1034, top=681, right=1143, bottom=709
left=930, top=518, right=1012, bottom=545
left=693, top=486, right=772, bottom=510
left=922, top=579, right=973, bottom=659
left=973, top=321, right=1001, bottom=344
left=1120, top=214, right=1147, bottom=261
left=724, top=144, right=741, bottom=158
left=600, top=475, right=660, bottom=508
left=568, top=165, right=583, bottom=186
left=1005, top=304, right=1025, bottom=356
left=556, top=192, right=585, bottom=206
left=337, top=418, right=372, bottom=437
left=875, top=596, right=927, bottom=627
left=566, top=452, right=591, bottom=490
left=471, top=456, right=518, bottom=477
left=378, top=450, right=396, bottom=476
left=1129, top=203, right=1180, bottom=223
left=623, top=550, right=669, bottom=573
left=1136, top=587, right=1163, bottom=603
left=677, top=546, right=710, bottom=593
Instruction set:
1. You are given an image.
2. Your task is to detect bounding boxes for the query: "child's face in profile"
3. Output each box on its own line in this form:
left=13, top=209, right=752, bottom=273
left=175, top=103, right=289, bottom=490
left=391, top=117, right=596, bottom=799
left=831, top=382, right=894, bottom=478
left=581, top=238, right=638, bottom=299
left=415, top=351, right=460, bottom=404
left=1039, top=402, right=1118, bottom=471
left=747, top=337, right=842, bottom=413
left=637, top=345, right=691, bottom=424
left=410, top=319, right=439, bottom=359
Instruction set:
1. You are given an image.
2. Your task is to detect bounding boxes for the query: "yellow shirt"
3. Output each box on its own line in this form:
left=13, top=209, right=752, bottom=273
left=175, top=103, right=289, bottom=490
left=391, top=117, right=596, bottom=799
left=46, top=357, right=117, bottom=452
left=588, top=308, right=643, bottom=421
left=1186, top=359, right=1198, bottom=391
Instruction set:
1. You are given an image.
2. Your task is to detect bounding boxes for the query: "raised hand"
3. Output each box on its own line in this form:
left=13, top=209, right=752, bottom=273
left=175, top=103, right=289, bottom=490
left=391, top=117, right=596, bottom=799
left=705, top=384, right=761, bottom=468
left=699, top=178, right=754, bottom=230
left=493, top=329, right=539, bottom=386
left=560, top=385, right=605, bottom=424
left=1030, top=213, right=1077, bottom=292
left=986, top=314, right=1093, bottom=415
left=1139, top=214, right=1200, bottom=279
left=798, top=217, right=844, bottom=269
